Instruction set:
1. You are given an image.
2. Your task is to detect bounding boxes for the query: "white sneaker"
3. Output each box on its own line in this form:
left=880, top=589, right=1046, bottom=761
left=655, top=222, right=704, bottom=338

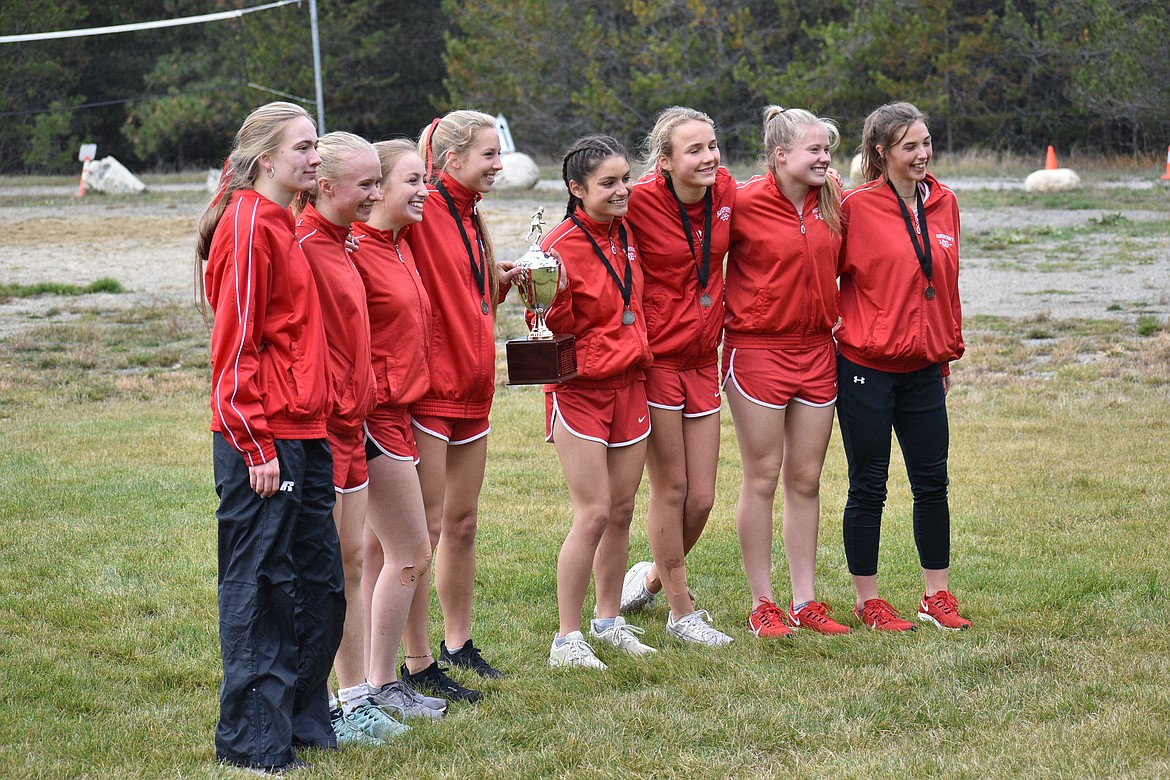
left=591, top=616, right=657, bottom=656
left=666, top=609, right=734, bottom=646
left=620, top=561, right=658, bottom=613
left=549, top=631, right=607, bottom=669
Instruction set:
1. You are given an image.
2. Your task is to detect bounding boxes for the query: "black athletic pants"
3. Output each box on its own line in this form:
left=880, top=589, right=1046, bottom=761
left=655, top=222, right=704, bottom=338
left=836, top=355, right=951, bottom=577
left=213, top=434, right=345, bottom=769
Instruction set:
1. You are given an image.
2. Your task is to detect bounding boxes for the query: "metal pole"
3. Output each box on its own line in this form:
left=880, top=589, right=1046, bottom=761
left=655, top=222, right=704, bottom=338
left=309, top=0, right=325, bottom=133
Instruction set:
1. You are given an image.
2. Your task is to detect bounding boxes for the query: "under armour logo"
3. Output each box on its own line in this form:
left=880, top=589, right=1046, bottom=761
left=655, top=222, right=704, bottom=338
left=853, top=376, right=866, bottom=384
left=279, top=480, right=295, bottom=492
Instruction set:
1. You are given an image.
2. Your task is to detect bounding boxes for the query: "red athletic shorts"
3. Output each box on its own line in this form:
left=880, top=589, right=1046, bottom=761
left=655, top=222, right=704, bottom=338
left=545, top=380, right=651, bottom=447
left=645, top=362, right=721, bottom=417
left=721, top=341, right=837, bottom=408
left=327, top=425, right=369, bottom=492
left=364, top=407, right=419, bottom=464
left=411, top=414, right=491, bottom=445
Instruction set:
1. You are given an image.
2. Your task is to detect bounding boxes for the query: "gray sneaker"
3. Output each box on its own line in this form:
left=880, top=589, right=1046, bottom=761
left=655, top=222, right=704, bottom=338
left=549, top=630, right=607, bottom=670
left=591, top=616, right=657, bottom=656
left=368, top=680, right=447, bottom=720
left=666, top=609, right=734, bottom=646
left=620, top=561, right=658, bottom=613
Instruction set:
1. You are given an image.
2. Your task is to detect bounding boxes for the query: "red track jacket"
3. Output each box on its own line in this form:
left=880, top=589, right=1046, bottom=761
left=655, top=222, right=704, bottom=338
left=625, top=167, right=734, bottom=369
left=837, top=173, right=964, bottom=374
left=206, top=189, right=330, bottom=465
left=726, top=173, right=841, bottom=348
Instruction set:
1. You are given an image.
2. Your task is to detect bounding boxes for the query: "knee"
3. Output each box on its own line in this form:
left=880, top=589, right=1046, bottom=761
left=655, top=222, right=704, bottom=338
left=683, top=485, right=715, bottom=522
left=783, top=467, right=823, bottom=502
left=398, top=539, right=433, bottom=590
left=443, top=510, right=478, bottom=545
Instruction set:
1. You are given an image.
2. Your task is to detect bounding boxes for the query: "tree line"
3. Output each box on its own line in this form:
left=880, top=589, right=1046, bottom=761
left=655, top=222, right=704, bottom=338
left=2, top=0, right=1168, bottom=175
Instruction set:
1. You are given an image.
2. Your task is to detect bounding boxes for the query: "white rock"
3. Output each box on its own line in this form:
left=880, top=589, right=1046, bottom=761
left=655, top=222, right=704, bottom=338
left=206, top=167, right=222, bottom=194
left=494, top=151, right=540, bottom=190
left=849, top=153, right=864, bottom=187
left=1024, top=168, right=1081, bottom=193
left=87, top=156, right=146, bottom=195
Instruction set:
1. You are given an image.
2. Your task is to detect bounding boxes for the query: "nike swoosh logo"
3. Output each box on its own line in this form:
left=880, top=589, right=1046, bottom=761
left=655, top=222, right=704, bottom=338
left=638, top=415, right=647, bottom=423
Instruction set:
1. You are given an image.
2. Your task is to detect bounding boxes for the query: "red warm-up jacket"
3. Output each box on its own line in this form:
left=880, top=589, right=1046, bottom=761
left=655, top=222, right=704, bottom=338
left=726, top=172, right=841, bottom=348
left=351, top=222, right=433, bottom=409
left=409, top=173, right=501, bottom=419
left=205, top=189, right=330, bottom=466
left=540, top=209, right=652, bottom=385
left=837, top=173, right=964, bottom=374
left=296, top=203, right=377, bottom=433
left=625, top=167, right=734, bottom=369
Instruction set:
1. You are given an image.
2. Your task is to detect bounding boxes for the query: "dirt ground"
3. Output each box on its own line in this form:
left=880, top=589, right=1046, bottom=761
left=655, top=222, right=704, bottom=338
left=0, top=179, right=1167, bottom=341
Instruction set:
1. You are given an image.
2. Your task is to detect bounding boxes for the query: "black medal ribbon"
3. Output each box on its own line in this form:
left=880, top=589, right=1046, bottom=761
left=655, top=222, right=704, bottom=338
left=664, top=176, right=713, bottom=300
left=435, top=180, right=489, bottom=311
left=888, top=180, right=934, bottom=299
left=569, top=213, right=634, bottom=323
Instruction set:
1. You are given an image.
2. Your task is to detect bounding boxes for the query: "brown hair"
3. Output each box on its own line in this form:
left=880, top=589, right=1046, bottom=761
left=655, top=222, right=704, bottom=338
left=761, top=105, right=843, bottom=236
left=859, top=102, right=929, bottom=183
left=561, top=134, right=628, bottom=219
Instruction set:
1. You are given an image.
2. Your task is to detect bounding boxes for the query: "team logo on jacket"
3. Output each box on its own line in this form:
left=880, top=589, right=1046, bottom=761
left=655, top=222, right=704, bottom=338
left=717, top=206, right=731, bottom=222
left=935, top=232, right=955, bottom=249
left=627, top=247, right=637, bottom=262
left=812, top=206, right=824, bottom=221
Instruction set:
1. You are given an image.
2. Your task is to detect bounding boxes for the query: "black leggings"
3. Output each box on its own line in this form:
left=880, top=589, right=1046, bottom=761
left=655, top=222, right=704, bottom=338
left=836, top=355, right=951, bottom=576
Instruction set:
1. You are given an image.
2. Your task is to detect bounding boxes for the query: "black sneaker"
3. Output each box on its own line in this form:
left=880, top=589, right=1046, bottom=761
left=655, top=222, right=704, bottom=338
left=400, top=660, right=484, bottom=703
left=440, top=638, right=506, bottom=679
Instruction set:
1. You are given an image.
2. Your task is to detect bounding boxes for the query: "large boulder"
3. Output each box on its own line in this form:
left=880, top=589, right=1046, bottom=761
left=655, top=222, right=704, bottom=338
left=1024, top=168, right=1081, bottom=193
left=494, top=151, right=540, bottom=191
left=849, top=154, right=864, bottom=187
left=87, top=156, right=146, bottom=195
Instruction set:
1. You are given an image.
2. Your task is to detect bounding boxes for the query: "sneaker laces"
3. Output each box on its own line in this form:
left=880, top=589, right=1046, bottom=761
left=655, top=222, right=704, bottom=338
left=753, top=597, right=786, bottom=629
left=862, top=598, right=903, bottom=625
left=677, top=610, right=719, bottom=639
left=560, top=636, right=597, bottom=663
left=604, top=621, right=648, bottom=649
left=926, top=590, right=959, bottom=615
left=799, top=601, right=835, bottom=625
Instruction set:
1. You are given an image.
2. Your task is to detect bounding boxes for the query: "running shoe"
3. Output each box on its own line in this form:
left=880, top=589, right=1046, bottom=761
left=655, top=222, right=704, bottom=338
left=620, top=560, right=658, bottom=613
left=855, top=598, right=918, bottom=632
left=400, top=661, right=484, bottom=704
left=440, top=638, right=506, bottom=679
left=786, top=600, right=853, bottom=635
left=918, top=590, right=972, bottom=630
left=666, top=609, right=734, bottom=646
left=590, top=616, right=657, bottom=656
left=748, top=597, right=794, bottom=638
left=549, top=630, right=607, bottom=669
left=367, top=680, right=446, bottom=720
left=348, top=701, right=409, bottom=740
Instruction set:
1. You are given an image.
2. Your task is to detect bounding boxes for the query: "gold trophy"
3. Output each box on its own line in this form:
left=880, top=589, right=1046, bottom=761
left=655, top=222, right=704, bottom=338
left=506, top=207, right=577, bottom=385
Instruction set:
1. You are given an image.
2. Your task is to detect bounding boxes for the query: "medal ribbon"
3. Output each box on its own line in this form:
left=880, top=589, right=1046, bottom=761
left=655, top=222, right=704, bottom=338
left=888, top=179, right=932, bottom=290
left=569, top=213, right=632, bottom=314
left=435, top=180, right=487, bottom=305
left=664, top=176, right=713, bottom=293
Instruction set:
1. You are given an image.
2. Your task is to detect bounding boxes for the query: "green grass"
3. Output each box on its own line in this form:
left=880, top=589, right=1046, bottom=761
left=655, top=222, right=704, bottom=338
left=0, top=277, right=124, bottom=301
left=1, top=304, right=1169, bottom=778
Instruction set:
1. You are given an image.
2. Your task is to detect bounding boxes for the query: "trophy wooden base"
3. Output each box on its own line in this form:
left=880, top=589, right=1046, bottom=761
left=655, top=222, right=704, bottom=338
left=506, top=334, right=578, bottom=385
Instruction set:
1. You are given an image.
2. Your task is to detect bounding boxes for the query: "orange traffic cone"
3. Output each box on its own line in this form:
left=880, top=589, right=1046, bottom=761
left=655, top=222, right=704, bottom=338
left=1045, top=145, right=1058, bottom=170
left=1160, top=145, right=1170, bottom=181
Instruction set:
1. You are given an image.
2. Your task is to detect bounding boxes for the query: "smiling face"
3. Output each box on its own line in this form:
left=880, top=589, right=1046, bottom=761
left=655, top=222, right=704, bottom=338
left=319, top=149, right=383, bottom=226
left=448, top=127, right=503, bottom=194
left=660, top=119, right=719, bottom=201
left=775, top=123, right=832, bottom=191
left=879, top=119, right=932, bottom=193
left=569, top=154, right=631, bottom=223
left=379, top=151, right=429, bottom=233
left=261, top=116, right=321, bottom=199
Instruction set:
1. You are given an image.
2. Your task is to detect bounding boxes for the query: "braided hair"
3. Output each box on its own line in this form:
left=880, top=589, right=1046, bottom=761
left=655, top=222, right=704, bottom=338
left=561, top=134, right=628, bottom=219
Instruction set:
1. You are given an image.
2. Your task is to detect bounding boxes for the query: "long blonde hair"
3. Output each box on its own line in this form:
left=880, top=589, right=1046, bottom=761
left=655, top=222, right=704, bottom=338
left=194, top=101, right=312, bottom=320
left=417, top=110, right=499, bottom=310
left=761, top=105, right=843, bottom=236
left=860, top=102, right=928, bottom=184
left=640, top=106, right=715, bottom=177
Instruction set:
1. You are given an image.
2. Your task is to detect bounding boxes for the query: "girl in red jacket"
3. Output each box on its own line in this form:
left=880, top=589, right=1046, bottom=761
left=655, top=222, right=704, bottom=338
left=619, top=106, right=734, bottom=646
left=725, top=106, right=851, bottom=639
left=355, top=140, right=484, bottom=713
left=196, top=102, right=343, bottom=773
left=542, top=135, right=656, bottom=669
left=404, top=110, right=520, bottom=685
left=837, top=102, right=970, bottom=632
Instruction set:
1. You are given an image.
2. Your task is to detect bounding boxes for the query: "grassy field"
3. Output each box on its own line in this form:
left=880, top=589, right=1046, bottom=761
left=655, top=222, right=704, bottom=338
left=1, top=182, right=1169, bottom=779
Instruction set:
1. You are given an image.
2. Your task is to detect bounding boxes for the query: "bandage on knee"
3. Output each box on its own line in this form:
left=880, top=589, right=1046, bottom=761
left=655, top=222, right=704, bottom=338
left=665, top=562, right=689, bottom=598
left=400, top=540, right=433, bottom=588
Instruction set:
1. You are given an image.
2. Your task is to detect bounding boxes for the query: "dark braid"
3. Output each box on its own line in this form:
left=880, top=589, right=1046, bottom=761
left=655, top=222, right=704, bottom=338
left=561, top=134, right=628, bottom=218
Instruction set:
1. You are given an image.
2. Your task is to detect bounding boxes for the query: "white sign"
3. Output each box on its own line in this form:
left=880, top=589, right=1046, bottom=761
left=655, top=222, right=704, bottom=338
left=78, top=143, right=97, bottom=162
left=495, top=114, right=516, bottom=155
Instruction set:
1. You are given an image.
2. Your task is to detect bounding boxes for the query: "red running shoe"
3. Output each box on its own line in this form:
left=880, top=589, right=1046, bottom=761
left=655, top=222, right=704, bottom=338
left=786, top=601, right=852, bottom=635
left=918, top=590, right=971, bottom=631
left=749, top=597, right=794, bottom=638
left=855, top=598, right=918, bottom=632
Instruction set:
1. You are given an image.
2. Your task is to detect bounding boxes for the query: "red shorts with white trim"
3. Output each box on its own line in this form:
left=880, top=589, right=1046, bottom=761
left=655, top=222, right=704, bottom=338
left=411, top=414, right=491, bottom=445
left=545, top=380, right=651, bottom=447
left=645, top=362, right=721, bottom=417
left=364, top=408, right=419, bottom=464
left=327, top=425, right=369, bottom=492
left=721, top=341, right=837, bottom=408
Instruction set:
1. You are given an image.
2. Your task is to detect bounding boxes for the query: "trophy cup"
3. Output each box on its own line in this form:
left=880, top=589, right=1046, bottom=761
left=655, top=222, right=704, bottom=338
left=506, top=207, right=578, bottom=385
